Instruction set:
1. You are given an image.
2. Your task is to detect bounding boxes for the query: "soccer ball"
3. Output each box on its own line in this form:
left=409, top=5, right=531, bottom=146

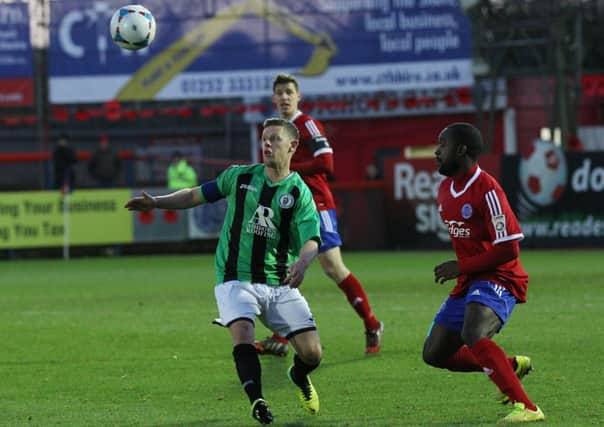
left=518, top=139, right=567, bottom=207
left=110, top=5, right=156, bottom=51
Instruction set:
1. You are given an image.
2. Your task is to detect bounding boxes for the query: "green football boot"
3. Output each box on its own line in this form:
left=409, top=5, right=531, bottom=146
left=287, top=366, right=319, bottom=415
left=498, top=402, right=545, bottom=423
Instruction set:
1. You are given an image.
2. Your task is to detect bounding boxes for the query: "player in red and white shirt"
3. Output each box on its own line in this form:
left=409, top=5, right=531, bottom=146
left=422, top=123, right=544, bottom=423
left=255, top=73, right=383, bottom=356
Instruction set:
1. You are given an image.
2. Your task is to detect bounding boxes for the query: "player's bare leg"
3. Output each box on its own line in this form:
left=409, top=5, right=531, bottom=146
left=318, top=246, right=383, bottom=353
left=423, top=323, right=468, bottom=368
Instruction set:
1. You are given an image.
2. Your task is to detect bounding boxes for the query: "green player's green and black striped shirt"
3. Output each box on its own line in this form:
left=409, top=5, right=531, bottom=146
left=201, top=164, right=320, bottom=286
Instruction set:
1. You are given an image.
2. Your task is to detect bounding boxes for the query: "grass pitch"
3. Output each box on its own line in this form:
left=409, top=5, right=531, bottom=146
left=2, top=250, right=604, bottom=426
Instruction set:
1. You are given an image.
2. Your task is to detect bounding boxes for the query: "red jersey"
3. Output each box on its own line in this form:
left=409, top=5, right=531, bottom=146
left=290, top=111, right=336, bottom=210
left=438, top=164, right=529, bottom=302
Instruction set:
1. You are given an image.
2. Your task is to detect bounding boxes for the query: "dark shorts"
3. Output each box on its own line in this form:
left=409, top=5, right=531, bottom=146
left=432, top=280, right=517, bottom=333
left=318, top=209, right=343, bottom=253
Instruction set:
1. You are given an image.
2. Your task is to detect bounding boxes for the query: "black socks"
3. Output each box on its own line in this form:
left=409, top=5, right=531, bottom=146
left=233, top=343, right=262, bottom=403
left=289, top=354, right=319, bottom=388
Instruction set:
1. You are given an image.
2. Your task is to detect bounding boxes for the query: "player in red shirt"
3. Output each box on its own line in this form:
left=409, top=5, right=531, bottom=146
left=255, top=73, right=383, bottom=356
left=422, top=123, right=544, bottom=423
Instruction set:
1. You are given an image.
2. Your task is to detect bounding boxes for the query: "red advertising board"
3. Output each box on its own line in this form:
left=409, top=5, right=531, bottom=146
left=0, top=78, right=34, bottom=107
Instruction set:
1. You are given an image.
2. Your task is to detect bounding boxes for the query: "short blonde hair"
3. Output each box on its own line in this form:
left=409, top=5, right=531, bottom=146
left=263, top=117, right=300, bottom=141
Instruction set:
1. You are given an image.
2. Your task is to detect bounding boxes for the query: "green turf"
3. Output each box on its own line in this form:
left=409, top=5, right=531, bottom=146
left=2, top=250, right=603, bottom=426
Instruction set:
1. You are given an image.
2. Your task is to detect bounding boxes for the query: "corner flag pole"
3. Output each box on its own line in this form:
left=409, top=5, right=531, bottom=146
left=62, top=172, right=71, bottom=260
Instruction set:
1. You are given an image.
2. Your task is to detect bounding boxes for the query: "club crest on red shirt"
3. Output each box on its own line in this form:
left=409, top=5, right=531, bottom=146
left=461, top=203, right=473, bottom=219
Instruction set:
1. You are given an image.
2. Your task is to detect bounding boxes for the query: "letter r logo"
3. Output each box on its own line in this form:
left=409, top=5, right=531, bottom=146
left=251, top=205, right=275, bottom=229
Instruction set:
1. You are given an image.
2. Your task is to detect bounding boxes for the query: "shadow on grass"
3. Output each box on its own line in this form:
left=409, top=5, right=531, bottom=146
left=153, top=421, right=335, bottom=427
left=418, top=423, right=491, bottom=427
left=152, top=419, right=335, bottom=427
left=150, top=419, right=231, bottom=427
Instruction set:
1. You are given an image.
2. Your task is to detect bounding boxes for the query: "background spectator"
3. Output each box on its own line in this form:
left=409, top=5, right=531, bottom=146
left=88, top=135, right=121, bottom=188
left=167, top=151, right=198, bottom=189
left=52, top=134, right=77, bottom=191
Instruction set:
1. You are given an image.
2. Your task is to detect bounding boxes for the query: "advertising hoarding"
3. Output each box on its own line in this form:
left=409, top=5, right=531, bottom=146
left=49, top=0, right=473, bottom=103
left=0, top=2, right=33, bottom=106
left=383, top=155, right=501, bottom=248
left=0, top=190, right=133, bottom=249
left=501, top=141, right=604, bottom=247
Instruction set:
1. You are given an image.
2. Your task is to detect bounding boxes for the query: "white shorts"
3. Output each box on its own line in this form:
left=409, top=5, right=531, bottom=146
left=214, top=280, right=317, bottom=339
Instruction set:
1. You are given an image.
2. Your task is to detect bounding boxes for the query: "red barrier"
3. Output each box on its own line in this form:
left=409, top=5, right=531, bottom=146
left=0, top=88, right=474, bottom=126
left=0, top=151, right=135, bottom=162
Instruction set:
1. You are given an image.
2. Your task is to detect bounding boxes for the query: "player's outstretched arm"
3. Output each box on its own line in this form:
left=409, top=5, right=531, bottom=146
left=284, top=239, right=319, bottom=288
left=124, top=190, right=156, bottom=211
left=124, top=187, right=203, bottom=211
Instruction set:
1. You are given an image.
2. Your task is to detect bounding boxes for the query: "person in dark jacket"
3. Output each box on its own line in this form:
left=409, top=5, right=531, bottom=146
left=88, top=135, right=121, bottom=188
left=52, top=134, right=77, bottom=191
